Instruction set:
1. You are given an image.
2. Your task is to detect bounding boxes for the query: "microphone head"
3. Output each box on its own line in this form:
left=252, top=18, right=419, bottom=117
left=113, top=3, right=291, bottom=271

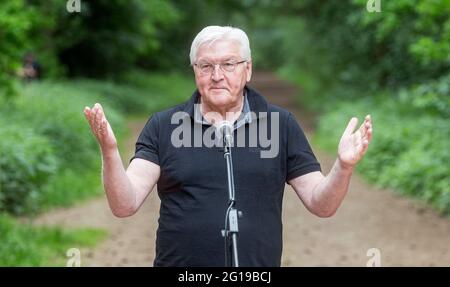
left=218, top=120, right=233, bottom=146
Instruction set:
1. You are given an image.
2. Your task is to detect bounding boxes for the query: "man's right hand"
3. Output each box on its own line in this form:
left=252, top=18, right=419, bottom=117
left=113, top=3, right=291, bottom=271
left=83, top=103, right=160, bottom=217
left=84, top=103, right=118, bottom=152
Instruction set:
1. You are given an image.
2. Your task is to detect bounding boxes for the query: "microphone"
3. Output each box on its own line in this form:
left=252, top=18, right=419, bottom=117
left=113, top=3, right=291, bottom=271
left=218, top=121, right=233, bottom=147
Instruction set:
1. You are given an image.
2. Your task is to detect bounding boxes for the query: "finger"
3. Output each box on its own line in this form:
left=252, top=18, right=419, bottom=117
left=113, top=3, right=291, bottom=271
left=97, top=102, right=104, bottom=112
left=100, top=118, right=108, bottom=136
left=365, top=116, right=372, bottom=128
left=96, top=104, right=108, bottom=136
left=360, top=139, right=370, bottom=157
left=84, top=106, right=94, bottom=122
left=97, top=109, right=105, bottom=134
left=94, top=104, right=103, bottom=135
left=91, top=104, right=98, bottom=128
left=365, top=115, right=372, bottom=130
left=366, top=127, right=373, bottom=143
left=96, top=103, right=109, bottom=122
left=83, top=106, right=90, bottom=121
left=358, top=121, right=367, bottom=138
left=344, top=117, right=358, bottom=137
left=99, top=104, right=108, bottom=123
left=91, top=105, right=101, bottom=132
left=359, top=115, right=373, bottom=138
left=84, top=106, right=96, bottom=131
left=359, top=122, right=371, bottom=139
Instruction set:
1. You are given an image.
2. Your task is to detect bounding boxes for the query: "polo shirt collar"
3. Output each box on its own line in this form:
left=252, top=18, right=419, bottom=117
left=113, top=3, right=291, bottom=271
left=183, top=85, right=269, bottom=122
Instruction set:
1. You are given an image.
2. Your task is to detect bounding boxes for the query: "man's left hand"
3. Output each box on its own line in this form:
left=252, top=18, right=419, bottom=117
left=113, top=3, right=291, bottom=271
left=337, top=115, right=373, bottom=170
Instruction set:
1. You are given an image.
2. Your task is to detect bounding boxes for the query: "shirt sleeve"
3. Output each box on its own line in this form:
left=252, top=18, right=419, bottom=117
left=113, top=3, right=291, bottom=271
left=130, top=113, right=160, bottom=165
left=286, top=112, right=321, bottom=182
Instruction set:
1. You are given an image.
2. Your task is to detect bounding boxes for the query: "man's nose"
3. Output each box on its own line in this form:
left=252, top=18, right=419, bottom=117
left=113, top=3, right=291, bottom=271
left=211, top=64, right=224, bottom=81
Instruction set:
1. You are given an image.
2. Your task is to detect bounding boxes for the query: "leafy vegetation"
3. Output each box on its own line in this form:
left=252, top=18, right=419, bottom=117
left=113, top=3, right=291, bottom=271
left=0, top=214, right=107, bottom=266
left=0, top=70, right=193, bottom=265
left=258, top=1, right=450, bottom=214
left=313, top=95, right=449, bottom=214
left=0, top=71, right=193, bottom=215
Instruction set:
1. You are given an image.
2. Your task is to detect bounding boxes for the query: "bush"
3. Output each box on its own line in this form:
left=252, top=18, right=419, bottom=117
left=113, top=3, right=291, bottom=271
left=314, top=96, right=450, bottom=215
left=50, top=0, right=181, bottom=78
left=6, top=82, right=124, bottom=171
left=0, top=80, right=126, bottom=214
left=0, top=72, right=192, bottom=215
left=0, top=125, right=58, bottom=215
left=0, top=0, right=35, bottom=97
left=38, top=168, right=102, bottom=211
left=118, top=70, right=194, bottom=109
left=68, top=80, right=155, bottom=115
left=292, top=0, right=450, bottom=89
left=398, top=74, right=450, bottom=118
left=70, top=71, right=194, bottom=115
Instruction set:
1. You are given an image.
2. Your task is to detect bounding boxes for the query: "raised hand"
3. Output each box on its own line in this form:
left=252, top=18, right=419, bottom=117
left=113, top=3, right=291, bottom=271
left=83, top=103, right=118, bottom=152
left=338, top=115, right=373, bottom=169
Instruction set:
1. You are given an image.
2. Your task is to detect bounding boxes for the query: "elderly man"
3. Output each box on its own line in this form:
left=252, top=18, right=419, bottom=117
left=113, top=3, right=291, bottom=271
left=84, top=26, right=373, bottom=267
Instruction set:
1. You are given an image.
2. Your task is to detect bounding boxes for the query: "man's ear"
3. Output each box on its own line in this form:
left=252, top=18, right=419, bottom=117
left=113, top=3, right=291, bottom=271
left=246, top=60, right=252, bottom=82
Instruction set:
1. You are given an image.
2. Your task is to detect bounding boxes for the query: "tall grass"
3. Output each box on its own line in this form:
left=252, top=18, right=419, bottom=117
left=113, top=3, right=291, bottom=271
left=0, top=214, right=107, bottom=266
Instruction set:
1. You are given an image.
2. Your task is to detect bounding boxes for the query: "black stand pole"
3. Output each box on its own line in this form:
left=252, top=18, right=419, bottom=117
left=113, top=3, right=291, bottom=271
left=221, top=134, right=242, bottom=267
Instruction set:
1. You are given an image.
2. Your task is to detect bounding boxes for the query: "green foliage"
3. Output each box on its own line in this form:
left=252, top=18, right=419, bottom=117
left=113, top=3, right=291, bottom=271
left=0, top=81, right=123, bottom=215
left=260, top=1, right=450, bottom=214
left=37, top=167, right=102, bottom=212
left=145, top=0, right=245, bottom=70
left=63, top=71, right=194, bottom=116
left=299, top=0, right=450, bottom=88
left=0, top=0, right=252, bottom=88
left=398, top=74, right=450, bottom=117
left=241, top=0, right=449, bottom=98
left=0, top=213, right=107, bottom=266
left=6, top=82, right=123, bottom=170
left=314, top=95, right=450, bottom=215
left=0, top=0, right=36, bottom=97
left=118, top=70, right=195, bottom=110
left=51, top=0, right=181, bottom=77
left=0, top=71, right=192, bottom=215
left=1, top=0, right=184, bottom=89
left=0, top=124, right=58, bottom=215
left=407, top=0, right=450, bottom=65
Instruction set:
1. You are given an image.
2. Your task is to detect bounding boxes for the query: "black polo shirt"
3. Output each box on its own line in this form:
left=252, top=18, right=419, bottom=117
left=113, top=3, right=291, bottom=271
left=131, top=86, right=321, bottom=267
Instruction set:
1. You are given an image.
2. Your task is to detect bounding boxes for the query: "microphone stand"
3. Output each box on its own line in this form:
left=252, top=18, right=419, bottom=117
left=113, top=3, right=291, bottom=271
left=221, top=130, right=242, bottom=267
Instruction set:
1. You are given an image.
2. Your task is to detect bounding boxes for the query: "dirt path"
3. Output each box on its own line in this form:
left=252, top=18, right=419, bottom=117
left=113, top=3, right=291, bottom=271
left=34, top=72, right=450, bottom=266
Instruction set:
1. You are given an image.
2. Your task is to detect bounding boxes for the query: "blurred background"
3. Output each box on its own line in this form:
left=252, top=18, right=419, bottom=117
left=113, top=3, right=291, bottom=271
left=0, top=0, right=449, bottom=266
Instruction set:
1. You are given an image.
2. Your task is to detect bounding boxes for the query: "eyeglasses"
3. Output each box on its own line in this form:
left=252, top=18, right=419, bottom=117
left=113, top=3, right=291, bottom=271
left=194, top=60, right=247, bottom=74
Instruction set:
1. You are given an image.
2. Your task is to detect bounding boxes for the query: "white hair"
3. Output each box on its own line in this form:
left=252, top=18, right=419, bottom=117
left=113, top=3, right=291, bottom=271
left=189, top=26, right=251, bottom=65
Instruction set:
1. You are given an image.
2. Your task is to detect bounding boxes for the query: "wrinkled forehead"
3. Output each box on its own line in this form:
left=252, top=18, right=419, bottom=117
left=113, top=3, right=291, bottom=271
left=196, top=39, right=242, bottom=62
